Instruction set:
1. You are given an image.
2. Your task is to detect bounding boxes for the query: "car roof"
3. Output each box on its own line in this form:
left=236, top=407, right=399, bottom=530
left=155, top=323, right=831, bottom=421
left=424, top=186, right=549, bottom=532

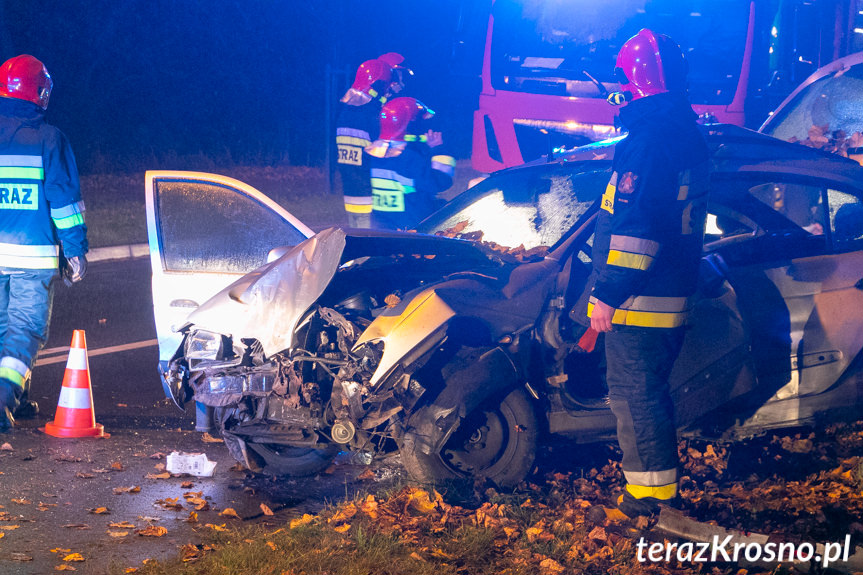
left=544, top=124, right=863, bottom=193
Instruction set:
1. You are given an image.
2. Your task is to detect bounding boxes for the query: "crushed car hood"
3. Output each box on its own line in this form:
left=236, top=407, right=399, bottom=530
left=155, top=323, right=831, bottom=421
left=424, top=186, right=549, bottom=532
left=185, top=227, right=497, bottom=356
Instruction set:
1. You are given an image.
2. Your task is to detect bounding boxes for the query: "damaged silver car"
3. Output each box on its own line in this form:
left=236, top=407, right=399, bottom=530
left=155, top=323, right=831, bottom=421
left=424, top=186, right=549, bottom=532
left=146, top=125, right=863, bottom=486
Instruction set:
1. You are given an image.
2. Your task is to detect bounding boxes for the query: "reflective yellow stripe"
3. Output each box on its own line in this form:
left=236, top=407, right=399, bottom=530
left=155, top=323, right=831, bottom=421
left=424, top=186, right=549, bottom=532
left=587, top=302, right=687, bottom=329
left=607, top=249, right=653, bottom=270
left=601, top=172, right=617, bottom=214
left=431, top=155, right=456, bottom=167
left=609, top=235, right=659, bottom=257
left=345, top=203, right=373, bottom=214
left=0, top=242, right=59, bottom=257
left=0, top=254, right=59, bottom=269
left=336, top=135, right=371, bottom=147
left=0, top=166, right=43, bottom=180
left=626, top=483, right=677, bottom=500
left=52, top=212, right=85, bottom=229
left=0, top=367, right=24, bottom=388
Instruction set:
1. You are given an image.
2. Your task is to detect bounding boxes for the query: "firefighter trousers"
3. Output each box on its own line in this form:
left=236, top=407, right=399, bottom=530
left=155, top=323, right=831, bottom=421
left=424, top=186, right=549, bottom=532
left=0, top=268, right=57, bottom=394
left=605, top=325, right=685, bottom=494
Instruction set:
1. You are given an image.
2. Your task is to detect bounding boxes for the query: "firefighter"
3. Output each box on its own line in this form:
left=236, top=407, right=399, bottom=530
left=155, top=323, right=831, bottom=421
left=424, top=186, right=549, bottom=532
left=584, top=29, right=709, bottom=517
left=0, top=55, right=87, bottom=431
left=336, top=52, right=408, bottom=228
left=366, top=97, right=454, bottom=230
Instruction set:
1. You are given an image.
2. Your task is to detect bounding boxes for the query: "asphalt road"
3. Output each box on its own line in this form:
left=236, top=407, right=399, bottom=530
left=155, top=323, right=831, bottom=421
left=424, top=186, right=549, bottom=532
left=0, top=257, right=403, bottom=575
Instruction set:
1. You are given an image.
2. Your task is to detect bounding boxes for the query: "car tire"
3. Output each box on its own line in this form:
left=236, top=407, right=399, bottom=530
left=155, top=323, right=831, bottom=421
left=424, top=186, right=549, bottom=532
left=400, top=387, right=537, bottom=489
left=246, top=443, right=339, bottom=477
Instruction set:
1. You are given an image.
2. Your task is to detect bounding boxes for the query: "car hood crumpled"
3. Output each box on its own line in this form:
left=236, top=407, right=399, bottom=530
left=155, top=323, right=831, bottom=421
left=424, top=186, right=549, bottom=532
left=186, top=227, right=347, bottom=356
left=184, top=227, right=497, bottom=357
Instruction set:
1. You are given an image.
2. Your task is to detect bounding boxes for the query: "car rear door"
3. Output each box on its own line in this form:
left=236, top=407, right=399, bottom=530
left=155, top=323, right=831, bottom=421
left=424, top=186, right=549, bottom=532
left=145, top=171, right=314, bottom=366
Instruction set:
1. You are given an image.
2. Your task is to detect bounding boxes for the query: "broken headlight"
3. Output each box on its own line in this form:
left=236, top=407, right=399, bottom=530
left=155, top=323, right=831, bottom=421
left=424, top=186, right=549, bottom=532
left=186, top=330, right=227, bottom=361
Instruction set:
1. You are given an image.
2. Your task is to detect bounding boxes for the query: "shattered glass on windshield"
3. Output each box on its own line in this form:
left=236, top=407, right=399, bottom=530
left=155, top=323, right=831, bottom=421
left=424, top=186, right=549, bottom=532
left=423, top=164, right=608, bottom=250
left=763, top=62, right=863, bottom=143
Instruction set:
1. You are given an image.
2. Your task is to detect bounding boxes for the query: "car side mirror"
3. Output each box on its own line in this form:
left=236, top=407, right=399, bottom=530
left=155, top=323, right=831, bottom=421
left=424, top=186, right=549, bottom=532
left=266, top=246, right=292, bottom=263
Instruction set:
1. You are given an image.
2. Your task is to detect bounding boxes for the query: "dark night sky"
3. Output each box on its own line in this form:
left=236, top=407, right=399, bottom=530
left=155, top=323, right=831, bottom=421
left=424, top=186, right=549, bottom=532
left=0, top=1, right=487, bottom=173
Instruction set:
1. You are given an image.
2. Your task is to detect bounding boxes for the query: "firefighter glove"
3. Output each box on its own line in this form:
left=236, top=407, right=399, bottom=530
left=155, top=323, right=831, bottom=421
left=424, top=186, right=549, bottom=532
left=62, top=255, right=88, bottom=287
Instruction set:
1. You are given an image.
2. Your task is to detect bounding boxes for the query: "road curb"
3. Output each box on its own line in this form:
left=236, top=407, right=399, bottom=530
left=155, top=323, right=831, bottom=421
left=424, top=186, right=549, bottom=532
left=88, top=243, right=149, bottom=263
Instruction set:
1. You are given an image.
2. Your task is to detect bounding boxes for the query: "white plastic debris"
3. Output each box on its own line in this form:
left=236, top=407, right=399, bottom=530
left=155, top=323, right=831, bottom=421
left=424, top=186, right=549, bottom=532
left=166, top=451, right=217, bottom=477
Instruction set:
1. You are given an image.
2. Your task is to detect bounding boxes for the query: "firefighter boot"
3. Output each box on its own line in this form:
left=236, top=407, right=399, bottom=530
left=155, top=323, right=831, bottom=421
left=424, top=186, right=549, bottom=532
left=616, top=490, right=681, bottom=520
left=12, top=379, right=38, bottom=419
left=0, top=378, right=21, bottom=432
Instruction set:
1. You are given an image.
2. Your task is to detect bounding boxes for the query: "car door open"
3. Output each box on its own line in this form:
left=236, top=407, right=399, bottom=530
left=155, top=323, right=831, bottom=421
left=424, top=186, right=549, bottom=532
left=145, top=171, right=314, bottom=391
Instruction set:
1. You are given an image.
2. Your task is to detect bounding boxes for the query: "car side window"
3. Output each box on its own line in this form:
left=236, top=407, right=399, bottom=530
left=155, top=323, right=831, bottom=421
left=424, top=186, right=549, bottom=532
left=156, top=180, right=307, bottom=273
left=748, top=182, right=826, bottom=236
left=827, top=189, right=863, bottom=248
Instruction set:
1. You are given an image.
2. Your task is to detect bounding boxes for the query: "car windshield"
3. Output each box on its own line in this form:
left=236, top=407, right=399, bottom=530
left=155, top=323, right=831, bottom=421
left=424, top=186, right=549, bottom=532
left=761, top=59, right=863, bottom=142
left=418, top=161, right=611, bottom=250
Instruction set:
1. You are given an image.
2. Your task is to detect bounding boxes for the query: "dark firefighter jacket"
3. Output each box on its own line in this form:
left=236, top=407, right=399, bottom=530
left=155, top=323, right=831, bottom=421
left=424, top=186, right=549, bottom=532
left=365, top=137, right=454, bottom=230
left=0, top=97, right=87, bottom=270
left=585, top=92, right=709, bottom=329
left=335, top=100, right=383, bottom=216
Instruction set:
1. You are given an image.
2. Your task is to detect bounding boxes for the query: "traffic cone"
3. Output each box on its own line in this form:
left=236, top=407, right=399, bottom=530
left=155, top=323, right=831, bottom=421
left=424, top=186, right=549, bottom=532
left=43, top=330, right=105, bottom=438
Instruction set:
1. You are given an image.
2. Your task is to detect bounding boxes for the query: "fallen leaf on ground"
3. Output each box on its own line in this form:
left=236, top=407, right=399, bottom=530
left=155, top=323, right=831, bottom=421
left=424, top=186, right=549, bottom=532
left=0, top=525, right=19, bottom=530
left=88, top=507, right=110, bottom=515
left=109, top=521, right=136, bottom=529
left=124, top=568, right=138, bottom=573
left=11, top=552, right=33, bottom=561
left=62, top=553, right=85, bottom=562
left=107, top=530, right=129, bottom=537
left=186, top=511, right=198, bottom=523
left=111, top=462, right=125, bottom=471
left=154, top=498, right=183, bottom=511
left=219, top=508, right=240, bottom=519
left=290, top=514, right=314, bottom=529
left=11, top=498, right=31, bottom=505
left=146, top=472, right=171, bottom=480
left=149, top=452, right=165, bottom=459
left=154, top=462, right=166, bottom=471
left=260, top=503, right=274, bottom=516
left=62, top=524, right=90, bottom=529
left=51, top=548, right=72, bottom=553
left=113, top=486, right=141, bottom=495
left=0, top=442, right=12, bottom=451
left=333, top=523, right=351, bottom=533
left=201, top=432, right=223, bottom=443
left=180, top=481, right=194, bottom=488
left=75, top=473, right=94, bottom=479
left=357, top=468, right=375, bottom=481
left=136, top=525, right=167, bottom=537
left=55, top=565, right=76, bottom=571
left=180, top=543, right=201, bottom=562
left=205, top=523, right=228, bottom=531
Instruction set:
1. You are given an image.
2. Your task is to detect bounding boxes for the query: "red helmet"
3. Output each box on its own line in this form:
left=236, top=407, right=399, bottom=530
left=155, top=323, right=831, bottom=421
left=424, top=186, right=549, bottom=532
left=0, top=55, right=52, bottom=109
left=342, top=53, right=408, bottom=105
left=379, top=97, right=434, bottom=141
left=610, top=29, right=686, bottom=104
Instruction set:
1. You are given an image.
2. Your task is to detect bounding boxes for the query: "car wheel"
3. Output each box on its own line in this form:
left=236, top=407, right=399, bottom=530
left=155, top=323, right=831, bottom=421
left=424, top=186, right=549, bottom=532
left=401, top=387, right=537, bottom=488
left=247, top=443, right=339, bottom=476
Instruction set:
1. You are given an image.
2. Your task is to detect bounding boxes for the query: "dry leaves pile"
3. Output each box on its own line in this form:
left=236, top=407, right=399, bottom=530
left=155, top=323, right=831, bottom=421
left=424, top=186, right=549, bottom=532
left=436, top=220, right=549, bottom=262
left=269, top=421, right=863, bottom=574
left=790, top=125, right=863, bottom=157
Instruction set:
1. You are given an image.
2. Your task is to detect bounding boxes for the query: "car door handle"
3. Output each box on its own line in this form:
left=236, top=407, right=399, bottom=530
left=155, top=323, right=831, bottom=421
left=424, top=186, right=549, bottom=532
left=170, top=299, right=199, bottom=308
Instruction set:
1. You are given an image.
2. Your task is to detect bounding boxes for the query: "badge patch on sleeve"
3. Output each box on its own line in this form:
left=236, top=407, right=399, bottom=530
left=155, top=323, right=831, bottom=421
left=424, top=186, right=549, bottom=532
left=618, top=172, right=638, bottom=194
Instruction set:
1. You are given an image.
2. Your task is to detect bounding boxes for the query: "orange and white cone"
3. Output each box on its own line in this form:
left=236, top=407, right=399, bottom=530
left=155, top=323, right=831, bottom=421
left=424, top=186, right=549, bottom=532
left=43, top=330, right=105, bottom=438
